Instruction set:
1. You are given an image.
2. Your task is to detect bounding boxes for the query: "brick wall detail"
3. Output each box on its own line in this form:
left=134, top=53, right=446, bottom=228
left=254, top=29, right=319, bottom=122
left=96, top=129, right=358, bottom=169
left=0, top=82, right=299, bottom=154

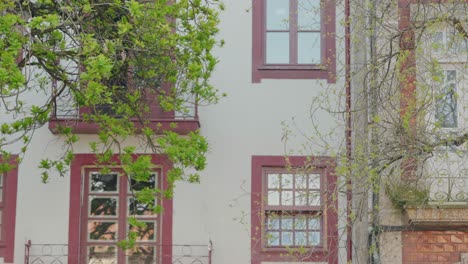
left=402, top=230, right=468, bottom=264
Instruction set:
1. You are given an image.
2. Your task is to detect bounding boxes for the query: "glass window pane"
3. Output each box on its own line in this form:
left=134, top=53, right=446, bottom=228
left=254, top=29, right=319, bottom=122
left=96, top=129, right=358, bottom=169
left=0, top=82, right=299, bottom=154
left=309, top=231, right=321, bottom=245
left=268, top=190, right=280, bottom=206
left=298, top=32, right=321, bottom=64
left=298, top=0, right=321, bottom=30
left=266, top=32, right=290, bottom=64
left=281, top=232, right=293, bottom=246
left=295, top=174, right=307, bottom=189
left=267, top=231, right=280, bottom=246
left=90, top=197, right=118, bottom=216
left=308, top=191, right=321, bottom=206
left=88, top=246, right=117, bottom=264
left=127, top=246, right=156, bottom=264
left=281, top=190, right=293, bottom=205
left=129, top=222, right=156, bottom=241
left=308, top=218, right=320, bottom=230
left=281, top=174, right=293, bottom=189
left=268, top=174, right=280, bottom=189
left=281, top=216, right=293, bottom=230
left=129, top=174, right=157, bottom=192
left=0, top=175, right=3, bottom=186
left=308, top=174, right=321, bottom=189
left=296, top=231, right=308, bottom=246
left=295, top=190, right=308, bottom=206
left=266, top=0, right=289, bottom=30
left=129, top=197, right=156, bottom=216
left=90, top=173, right=118, bottom=192
left=295, top=217, right=307, bottom=229
left=436, top=70, right=458, bottom=128
left=88, top=221, right=117, bottom=241
left=267, top=216, right=280, bottom=230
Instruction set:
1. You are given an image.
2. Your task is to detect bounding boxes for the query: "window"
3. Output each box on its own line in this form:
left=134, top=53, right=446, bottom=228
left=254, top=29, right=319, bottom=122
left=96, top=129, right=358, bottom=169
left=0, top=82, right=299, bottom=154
left=0, top=155, right=18, bottom=263
left=251, top=156, right=337, bottom=264
left=69, top=154, right=172, bottom=264
left=435, top=70, right=458, bottom=128
left=252, top=0, right=336, bottom=83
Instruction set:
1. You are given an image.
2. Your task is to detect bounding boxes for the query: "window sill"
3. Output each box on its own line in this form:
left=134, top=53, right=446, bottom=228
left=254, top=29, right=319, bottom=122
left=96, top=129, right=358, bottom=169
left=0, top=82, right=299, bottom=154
left=258, top=65, right=326, bottom=71
left=252, top=65, right=335, bottom=84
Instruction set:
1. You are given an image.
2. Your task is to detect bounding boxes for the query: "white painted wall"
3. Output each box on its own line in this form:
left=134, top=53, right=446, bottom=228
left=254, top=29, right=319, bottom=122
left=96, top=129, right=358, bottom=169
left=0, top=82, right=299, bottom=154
left=10, top=0, right=348, bottom=263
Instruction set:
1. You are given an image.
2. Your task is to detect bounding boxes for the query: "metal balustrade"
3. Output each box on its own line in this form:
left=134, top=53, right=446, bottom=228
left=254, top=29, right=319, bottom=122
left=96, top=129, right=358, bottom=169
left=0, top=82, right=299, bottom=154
left=25, top=240, right=212, bottom=264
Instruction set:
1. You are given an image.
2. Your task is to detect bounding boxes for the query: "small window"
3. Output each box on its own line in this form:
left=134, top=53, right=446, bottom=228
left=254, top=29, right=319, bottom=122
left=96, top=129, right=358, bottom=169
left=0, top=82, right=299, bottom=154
left=251, top=156, right=337, bottom=264
left=252, top=0, right=336, bottom=83
left=435, top=70, right=458, bottom=128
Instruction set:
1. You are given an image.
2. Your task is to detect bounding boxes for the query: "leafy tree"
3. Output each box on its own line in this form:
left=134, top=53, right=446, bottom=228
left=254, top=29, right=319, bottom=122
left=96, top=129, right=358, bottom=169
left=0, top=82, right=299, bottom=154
left=0, top=0, right=223, bottom=247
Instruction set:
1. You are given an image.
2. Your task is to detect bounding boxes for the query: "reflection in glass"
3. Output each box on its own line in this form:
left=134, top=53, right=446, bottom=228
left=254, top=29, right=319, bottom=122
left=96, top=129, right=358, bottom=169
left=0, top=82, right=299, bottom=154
left=267, top=216, right=280, bottom=229
left=281, top=174, right=293, bottom=188
left=127, top=246, right=156, bottom=264
left=266, top=33, right=290, bottom=64
left=90, top=197, right=118, bottom=216
left=129, top=222, right=156, bottom=241
left=308, top=191, right=321, bottom=206
left=281, top=190, right=293, bottom=205
left=295, top=174, right=307, bottom=189
left=129, top=198, right=156, bottom=216
left=267, top=231, right=280, bottom=246
left=88, top=246, right=117, bottom=264
left=308, top=174, right=321, bottom=189
left=298, top=32, right=321, bottom=64
left=295, top=190, right=308, bottom=206
left=281, top=217, right=293, bottom=229
left=436, top=70, right=458, bottom=128
left=266, top=0, right=289, bottom=30
left=296, top=231, right=307, bottom=245
left=295, top=217, right=307, bottom=229
left=88, top=221, right=117, bottom=241
left=298, top=0, right=321, bottom=30
left=282, top=232, right=293, bottom=245
left=308, top=218, right=320, bottom=229
left=309, top=231, right=321, bottom=245
left=90, top=173, right=118, bottom=192
left=129, top=174, right=157, bottom=192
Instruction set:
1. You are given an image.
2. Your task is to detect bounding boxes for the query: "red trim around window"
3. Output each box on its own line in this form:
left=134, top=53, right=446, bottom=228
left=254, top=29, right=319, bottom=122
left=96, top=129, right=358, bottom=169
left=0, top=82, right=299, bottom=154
left=252, top=0, right=336, bottom=83
left=0, top=155, right=18, bottom=263
left=68, top=154, right=173, bottom=264
left=251, top=155, right=338, bottom=264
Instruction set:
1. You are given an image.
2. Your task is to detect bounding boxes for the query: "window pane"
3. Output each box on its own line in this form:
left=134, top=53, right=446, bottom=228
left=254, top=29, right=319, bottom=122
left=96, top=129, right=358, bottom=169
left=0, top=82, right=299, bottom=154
left=308, top=191, right=321, bottom=206
left=268, top=174, right=280, bottom=189
left=435, top=70, right=458, bottom=128
left=281, top=190, right=293, bottom=205
left=88, top=246, right=117, bottom=264
left=296, top=231, right=308, bottom=246
left=281, top=232, right=293, bottom=246
left=295, top=190, right=308, bottom=206
left=129, top=174, right=157, bottom=192
left=266, top=0, right=289, bottom=30
left=0, top=175, right=3, bottom=186
left=127, top=246, right=156, bottom=264
left=295, top=174, right=307, bottom=189
left=266, top=32, right=290, bottom=64
left=267, top=216, right=280, bottom=230
left=298, top=32, right=321, bottom=64
left=309, top=231, right=321, bottom=245
left=267, top=231, right=280, bottom=246
left=90, top=197, right=118, bottom=216
left=298, top=0, right=321, bottom=30
left=308, top=218, right=320, bottom=229
left=129, top=197, right=156, bottom=216
left=267, top=190, right=280, bottom=206
left=88, top=221, right=117, bottom=241
left=281, top=216, right=293, bottom=229
left=90, top=173, right=118, bottom=192
left=281, top=174, right=293, bottom=189
left=295, top=217, right=307, bottom=229
left=308, top=174, right=321, bottom=189
left=129, top=222, right=156, bottom=241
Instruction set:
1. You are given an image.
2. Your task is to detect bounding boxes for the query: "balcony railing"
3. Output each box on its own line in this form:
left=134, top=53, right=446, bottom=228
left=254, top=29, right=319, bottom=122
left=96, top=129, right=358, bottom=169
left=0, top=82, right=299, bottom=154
left=429, top=168, right=468, bottom=203
left=48, top=92, right=200, bottom=135
left=25, top=241, right=212, bottom=264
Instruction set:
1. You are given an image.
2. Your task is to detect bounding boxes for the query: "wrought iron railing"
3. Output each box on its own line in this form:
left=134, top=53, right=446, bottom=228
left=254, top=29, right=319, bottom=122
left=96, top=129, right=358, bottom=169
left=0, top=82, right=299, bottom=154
left=25, top=240, right=212, bottom=264
left=429, top=168, right=468, bottom=203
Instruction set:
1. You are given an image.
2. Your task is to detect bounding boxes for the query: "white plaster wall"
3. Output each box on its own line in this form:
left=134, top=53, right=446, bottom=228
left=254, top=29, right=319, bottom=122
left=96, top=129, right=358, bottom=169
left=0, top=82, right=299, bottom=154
left=10, top=0, right=348, bottom=263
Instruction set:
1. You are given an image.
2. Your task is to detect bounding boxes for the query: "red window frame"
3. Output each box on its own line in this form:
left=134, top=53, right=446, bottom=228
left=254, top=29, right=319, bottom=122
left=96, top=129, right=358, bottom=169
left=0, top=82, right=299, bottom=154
left=252, top=0, right=336, bottom=83
left=251, top=156, right=337, bottom=264
left=69, top=154, right=173, bottom=264
left=0, top=155, right=18, bottom=263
